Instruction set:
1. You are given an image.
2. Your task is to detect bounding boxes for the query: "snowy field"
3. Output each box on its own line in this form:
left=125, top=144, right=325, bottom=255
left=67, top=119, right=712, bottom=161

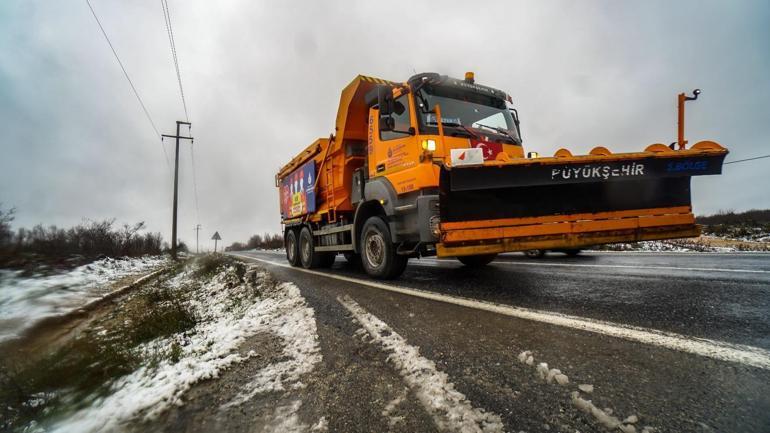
left=13, top=259, right=324, bottom=433
left=0, top=255, right=168, bottom=342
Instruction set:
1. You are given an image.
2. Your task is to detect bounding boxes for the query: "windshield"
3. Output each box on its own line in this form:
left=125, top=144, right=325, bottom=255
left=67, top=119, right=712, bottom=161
left=415, top=85, right=520, bottom=144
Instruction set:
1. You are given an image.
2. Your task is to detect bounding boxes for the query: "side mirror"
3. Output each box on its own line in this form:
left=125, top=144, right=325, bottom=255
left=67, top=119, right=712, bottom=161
left=378, top=86, right=394, bottom=116
left=510, top=108, right=523, bottom=142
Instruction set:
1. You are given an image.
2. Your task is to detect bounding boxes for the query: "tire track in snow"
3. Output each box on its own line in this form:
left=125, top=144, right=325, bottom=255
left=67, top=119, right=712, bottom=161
left=338, top=295, right=504, bottom=433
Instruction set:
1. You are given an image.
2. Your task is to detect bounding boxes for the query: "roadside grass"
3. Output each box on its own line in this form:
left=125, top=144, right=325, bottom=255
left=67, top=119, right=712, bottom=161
left=0, top=254, right=246, bottom=431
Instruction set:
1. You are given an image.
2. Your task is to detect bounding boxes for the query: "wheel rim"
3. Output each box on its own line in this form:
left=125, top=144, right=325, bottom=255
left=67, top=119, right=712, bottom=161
left=364, top=230, right=385, bottom=268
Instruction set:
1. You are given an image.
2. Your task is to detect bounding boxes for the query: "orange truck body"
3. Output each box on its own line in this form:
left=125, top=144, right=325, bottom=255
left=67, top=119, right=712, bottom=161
left=276, top=73, right=727, bottom=277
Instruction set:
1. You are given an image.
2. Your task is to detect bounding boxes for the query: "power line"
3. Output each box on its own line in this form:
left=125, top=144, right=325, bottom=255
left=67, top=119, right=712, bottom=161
left=724, top=154, right=770, bottom=165
left=85, top=0, right=172, bottom=175
left=161, top=1, right=197, bottom=222
left=161, top=0, right=190, bottom=122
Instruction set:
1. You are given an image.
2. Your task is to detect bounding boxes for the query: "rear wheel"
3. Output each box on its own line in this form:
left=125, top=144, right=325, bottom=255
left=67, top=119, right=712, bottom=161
left=299, top=226, right=335, bottom=268
left=360, top=217, right=407, bottom=279
left=457, top=253, right=497, bottom=267
left=285, top=229, right=300, bottom=266
left=525, top=249, right=546, bottom=258
left=564, top=249, right=581, bottom=257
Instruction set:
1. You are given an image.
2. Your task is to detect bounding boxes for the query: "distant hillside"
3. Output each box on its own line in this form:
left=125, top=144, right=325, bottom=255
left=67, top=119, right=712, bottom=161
left=696, top=209, right=770, bottom=225
left=696, top=209, right=770, bottom=243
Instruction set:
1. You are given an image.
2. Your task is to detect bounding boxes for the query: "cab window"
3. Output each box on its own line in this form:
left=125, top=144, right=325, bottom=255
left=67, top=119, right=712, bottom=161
left=380, top=94, right=411, bottom=141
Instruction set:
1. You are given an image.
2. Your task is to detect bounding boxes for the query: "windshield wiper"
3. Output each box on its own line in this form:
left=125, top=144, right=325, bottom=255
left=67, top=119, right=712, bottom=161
left=450, top=123, right=481, bottom=139
left=427, top=119, right=480, bottom=140
left=474, top=123, right=519, bottom=144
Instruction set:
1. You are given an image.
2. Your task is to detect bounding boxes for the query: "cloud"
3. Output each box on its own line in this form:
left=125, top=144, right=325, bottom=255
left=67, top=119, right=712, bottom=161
left=1, top=0, right=768, bottom=248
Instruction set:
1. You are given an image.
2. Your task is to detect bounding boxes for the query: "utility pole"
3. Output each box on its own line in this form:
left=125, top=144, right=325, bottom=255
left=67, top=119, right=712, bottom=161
left=162, top=121, right=193, bottom=259
left=194, top=224, right=201, bottom=254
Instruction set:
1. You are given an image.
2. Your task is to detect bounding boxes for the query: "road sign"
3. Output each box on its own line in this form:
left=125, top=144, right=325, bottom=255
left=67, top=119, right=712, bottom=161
left=212, top=231, right=221, bottom=252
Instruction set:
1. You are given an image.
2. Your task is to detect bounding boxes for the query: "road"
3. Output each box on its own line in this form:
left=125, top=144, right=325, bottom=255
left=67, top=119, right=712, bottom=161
left=229, top=250, right=770, bottom=433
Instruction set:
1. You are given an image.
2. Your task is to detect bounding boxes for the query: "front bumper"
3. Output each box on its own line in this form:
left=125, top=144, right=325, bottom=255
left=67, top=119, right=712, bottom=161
left=436, top=207, right=699, bottom=257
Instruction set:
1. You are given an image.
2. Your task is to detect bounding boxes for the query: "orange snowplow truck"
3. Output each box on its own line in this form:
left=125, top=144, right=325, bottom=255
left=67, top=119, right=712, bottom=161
left=276, top=72, right=727, bottom=279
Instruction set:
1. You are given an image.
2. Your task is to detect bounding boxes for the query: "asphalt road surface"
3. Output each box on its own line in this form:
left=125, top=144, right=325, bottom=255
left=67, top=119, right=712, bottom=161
left=229, top=250, right=770, bottom=433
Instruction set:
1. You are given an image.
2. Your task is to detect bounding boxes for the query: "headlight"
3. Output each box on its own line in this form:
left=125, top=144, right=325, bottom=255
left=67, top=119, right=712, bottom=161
left=421, top=139, right=436, bottom=152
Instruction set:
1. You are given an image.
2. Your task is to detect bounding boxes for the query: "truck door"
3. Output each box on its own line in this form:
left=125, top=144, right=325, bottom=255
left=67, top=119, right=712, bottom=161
left=368, top=93, right=420, bottom=190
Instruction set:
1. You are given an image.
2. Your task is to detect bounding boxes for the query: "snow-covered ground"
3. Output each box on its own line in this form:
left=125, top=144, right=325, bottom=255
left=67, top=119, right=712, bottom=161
left=45, top=262, right=322, bottom=433
left=0, top=256, right=167, bottom=342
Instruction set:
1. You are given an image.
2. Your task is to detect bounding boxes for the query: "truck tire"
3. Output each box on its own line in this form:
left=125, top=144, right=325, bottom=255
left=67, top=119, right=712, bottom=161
left=564, top=249, right=582, bottom=257
left=457, top=253, right=497, bottom=267
left=285, top=229, right=300, bottom=267
left=299, top=226, right=325, bottom=269
left=360, top=217, right=407, bottom=279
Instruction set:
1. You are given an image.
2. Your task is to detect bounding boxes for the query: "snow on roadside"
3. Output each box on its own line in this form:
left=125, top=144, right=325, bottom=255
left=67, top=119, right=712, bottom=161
left=338, top=295, right=504, bottom=433
left=0, top=255, right=167, bottom=342
left=221, top=280, right=322, bottom=408
left=46, top=263, right=322, bottom=433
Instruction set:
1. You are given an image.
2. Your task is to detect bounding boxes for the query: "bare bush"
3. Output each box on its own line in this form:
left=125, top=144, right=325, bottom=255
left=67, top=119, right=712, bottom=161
left=0, top=204, right=15, bottom=247
left=0, top=206, right=164, bottom=264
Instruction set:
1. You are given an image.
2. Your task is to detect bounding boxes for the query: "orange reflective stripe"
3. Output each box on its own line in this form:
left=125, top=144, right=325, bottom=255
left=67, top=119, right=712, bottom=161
left=442, top=213, right=695, bottom=243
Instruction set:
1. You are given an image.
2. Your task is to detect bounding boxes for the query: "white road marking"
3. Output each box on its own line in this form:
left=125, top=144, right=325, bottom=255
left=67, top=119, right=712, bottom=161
left=338, top=295, right=504, bottom=433
left=231, top=253, right=770, bottom=370
left=415, top=258, right=770, bottom=274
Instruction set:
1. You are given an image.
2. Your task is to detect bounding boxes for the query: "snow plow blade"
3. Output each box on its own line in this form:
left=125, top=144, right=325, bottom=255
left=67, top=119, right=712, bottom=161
left=437, top=141, right=728, bottom=257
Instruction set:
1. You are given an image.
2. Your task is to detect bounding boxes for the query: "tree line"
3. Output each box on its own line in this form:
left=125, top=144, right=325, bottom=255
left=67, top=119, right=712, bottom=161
left=0, top=204, right=165, bottom=266
left=225, top=233, right=283, bottom=252
left=695, top=209, right=770, bottom=225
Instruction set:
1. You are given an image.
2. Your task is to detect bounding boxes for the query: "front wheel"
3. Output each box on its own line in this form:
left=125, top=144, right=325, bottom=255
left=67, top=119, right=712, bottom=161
left=457, top=254, right=497, bottom=267
left=564, top=249, right=582, bottom=257
left=360, top=217, right=407, bottom=279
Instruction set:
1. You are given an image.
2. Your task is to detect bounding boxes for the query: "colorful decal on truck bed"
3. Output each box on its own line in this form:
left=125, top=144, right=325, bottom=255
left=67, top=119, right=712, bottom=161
left=280, top=160, right=316, bottom=219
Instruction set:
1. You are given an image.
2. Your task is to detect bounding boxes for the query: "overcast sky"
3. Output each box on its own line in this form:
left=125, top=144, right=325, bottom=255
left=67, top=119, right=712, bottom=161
left=1, top=0, right=768, bottom=249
